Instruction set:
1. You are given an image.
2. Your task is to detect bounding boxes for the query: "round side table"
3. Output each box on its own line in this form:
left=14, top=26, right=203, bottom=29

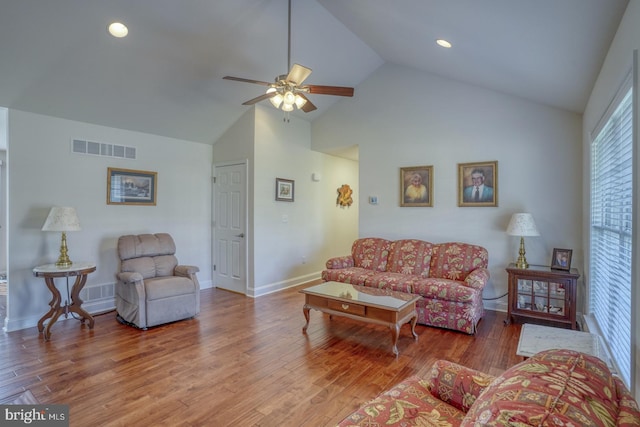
left=33, top=262, right=96, bottom=340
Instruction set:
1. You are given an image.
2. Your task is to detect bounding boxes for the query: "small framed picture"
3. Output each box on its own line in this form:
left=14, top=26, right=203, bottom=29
left=551, top=248, right=572, bottom=271
left=458, top=161, right=498, bottom=207
left=275, top=178, right=294, bottom=202
left=107, top=167, right=157, bottom=206
left=400, top=166, right=433, bottom=207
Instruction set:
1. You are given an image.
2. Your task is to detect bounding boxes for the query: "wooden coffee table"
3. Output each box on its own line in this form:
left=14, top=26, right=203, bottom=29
left=300, top=281, right=421, bottom=355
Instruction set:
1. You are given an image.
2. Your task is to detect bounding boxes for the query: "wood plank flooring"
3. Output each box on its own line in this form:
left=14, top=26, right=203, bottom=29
left=0, top=284, right=523, bottom=426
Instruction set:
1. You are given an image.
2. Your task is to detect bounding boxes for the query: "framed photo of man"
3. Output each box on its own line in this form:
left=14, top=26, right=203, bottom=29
left=458, top=161, right=498, bottom=207
left=400, top=165, right=433, bottom=207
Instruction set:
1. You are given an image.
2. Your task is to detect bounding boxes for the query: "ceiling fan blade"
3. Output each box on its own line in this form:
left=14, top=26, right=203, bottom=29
left=242, top=92, right=276, bottom=105
left=307, top=85, right=354, bottom=97
left=287, top=64, right=312, bottom=85
left=298, top=94, right=317, bottom=113
left=223, top=76, right=272, bottom=86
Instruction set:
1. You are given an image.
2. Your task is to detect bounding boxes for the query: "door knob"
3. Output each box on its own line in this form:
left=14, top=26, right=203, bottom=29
left=235, top=233, right=245, bottom=238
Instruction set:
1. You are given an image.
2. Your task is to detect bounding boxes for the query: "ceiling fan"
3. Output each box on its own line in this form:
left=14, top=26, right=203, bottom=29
left=223, top=0, right=354, bottom=114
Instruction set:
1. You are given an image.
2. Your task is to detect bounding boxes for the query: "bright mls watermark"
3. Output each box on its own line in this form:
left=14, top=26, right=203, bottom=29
left=1, top=405, right=69, bottom=426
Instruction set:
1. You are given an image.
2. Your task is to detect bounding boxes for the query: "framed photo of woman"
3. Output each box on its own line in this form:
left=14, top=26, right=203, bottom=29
left=400, top=166, right=433, bottom=207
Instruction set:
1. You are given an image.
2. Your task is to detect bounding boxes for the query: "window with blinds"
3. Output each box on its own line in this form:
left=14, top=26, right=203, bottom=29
left=590, top=81, right=633, bottom=387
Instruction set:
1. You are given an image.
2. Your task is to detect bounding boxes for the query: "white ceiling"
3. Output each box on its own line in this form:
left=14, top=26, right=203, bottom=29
left=0, top=0, right=629, bottom=145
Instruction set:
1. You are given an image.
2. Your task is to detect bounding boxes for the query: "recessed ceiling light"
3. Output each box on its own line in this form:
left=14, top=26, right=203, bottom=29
left=108, top=22, right=128, bottom=38
left=436, top=39, right=452, bottom=48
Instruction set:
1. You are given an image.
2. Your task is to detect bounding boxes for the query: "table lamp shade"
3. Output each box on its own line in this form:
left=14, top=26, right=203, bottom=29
left=42, top=207, right=81, bottom=232
left=506, top=213, right=539, bottom=237
left=42, top=207, right=80, bottom=268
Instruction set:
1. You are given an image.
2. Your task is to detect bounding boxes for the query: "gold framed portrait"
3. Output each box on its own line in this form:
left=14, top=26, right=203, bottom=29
left=400, top=166, right=433, bottom=207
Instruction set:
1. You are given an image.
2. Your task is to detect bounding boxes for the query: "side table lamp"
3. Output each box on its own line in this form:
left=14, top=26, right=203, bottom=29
left=506, top=213, right=540, bottom=269
left=42, top=206, right=81, bottom=268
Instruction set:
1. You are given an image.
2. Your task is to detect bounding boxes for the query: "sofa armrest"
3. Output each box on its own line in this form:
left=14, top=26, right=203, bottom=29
left=175, top=265, right=200, bottom=276
left=117, top=271, right=143, bottom=285
left=325, top=256, right=354, bottom=269
left=464, top=268, right=490, bottom=290
left=427, top=359, right=495, bottom=413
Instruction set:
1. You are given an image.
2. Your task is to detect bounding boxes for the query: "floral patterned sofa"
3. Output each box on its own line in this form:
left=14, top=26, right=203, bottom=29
left=338, top=349, right=640, bottom=426
left=322, top=238, right=489, bottom=334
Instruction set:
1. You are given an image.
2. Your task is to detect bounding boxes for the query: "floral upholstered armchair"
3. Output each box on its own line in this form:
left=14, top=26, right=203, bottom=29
left=338, top=349, right=640, bottom=426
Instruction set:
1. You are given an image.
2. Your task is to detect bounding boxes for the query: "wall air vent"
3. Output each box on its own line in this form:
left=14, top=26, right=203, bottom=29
left=72, top=139, right=136, bottom=160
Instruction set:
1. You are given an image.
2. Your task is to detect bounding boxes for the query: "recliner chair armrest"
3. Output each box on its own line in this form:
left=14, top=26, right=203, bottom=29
left=464, top=268, right=490, bottom=290
left=117, top=271, right=143, bottom=284
left=175, top=265, right=199, bottom=276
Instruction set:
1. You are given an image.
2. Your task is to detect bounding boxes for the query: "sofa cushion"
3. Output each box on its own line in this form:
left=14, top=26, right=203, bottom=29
left=413, top=278, right=479, bottom=303
left=461, top=349, right=637, bottom=427
left=362, top=272, right=420, bottom=293
left=430, top=243, right=488, bottom=281
left=386, top=239, right=433, bottom=277
left=351, top=238, right=392, bottom=272
left=321, top=267, right=377, bottom=286
left=337, top=375, right=466, bottom=427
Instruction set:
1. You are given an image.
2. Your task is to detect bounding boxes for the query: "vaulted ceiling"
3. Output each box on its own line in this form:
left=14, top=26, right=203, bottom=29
left=0, top=0, right=629, bottom=145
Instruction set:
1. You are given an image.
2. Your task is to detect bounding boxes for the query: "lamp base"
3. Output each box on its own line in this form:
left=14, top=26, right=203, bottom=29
left=55, top=232, right=73, bottom=269
left=514, top=236, right=530, bottom=269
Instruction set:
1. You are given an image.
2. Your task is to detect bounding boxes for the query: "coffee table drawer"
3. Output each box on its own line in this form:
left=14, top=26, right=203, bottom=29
left=328, top=300, right=366, bottom=316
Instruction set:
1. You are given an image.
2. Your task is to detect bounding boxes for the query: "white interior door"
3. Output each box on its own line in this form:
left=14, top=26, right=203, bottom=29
left=214, top=162, right=247, bottom=294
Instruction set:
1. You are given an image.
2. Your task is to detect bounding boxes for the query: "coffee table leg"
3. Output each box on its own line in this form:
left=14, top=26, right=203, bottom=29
left=302, top=304, right=311, bottom=333
left=410, top=314, right=418, bottom=340
left=390, top=323, right=400, bottom=356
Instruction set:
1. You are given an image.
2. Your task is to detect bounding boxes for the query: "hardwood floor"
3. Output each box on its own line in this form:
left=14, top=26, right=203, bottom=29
left=0, top=284, right=523, bottom=426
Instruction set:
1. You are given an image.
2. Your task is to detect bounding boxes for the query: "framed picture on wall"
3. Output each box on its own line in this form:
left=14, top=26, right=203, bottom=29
left=275, top=178, right=294, bottom=202
left=400, top=166, right=433, bottom=207
left=107, top=167, right=157, bottom=206
left=458, top=161, right=498, bottom=207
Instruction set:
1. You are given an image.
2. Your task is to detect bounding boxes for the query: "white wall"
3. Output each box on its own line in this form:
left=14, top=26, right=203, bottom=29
left=6, top=110, right=213, bottom=331
left=253, top=107, right=358, bottom=295
left=582, top=0, right=639, bottom=398
left=313, top=63, right=583, bottom=311
left=212, top=109, right=256, bottom=290
left=212, top=106, right=359, bottom=296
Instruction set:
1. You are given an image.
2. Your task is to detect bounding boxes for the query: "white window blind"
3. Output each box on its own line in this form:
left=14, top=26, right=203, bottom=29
left=590, top=82, right=633, bottom=387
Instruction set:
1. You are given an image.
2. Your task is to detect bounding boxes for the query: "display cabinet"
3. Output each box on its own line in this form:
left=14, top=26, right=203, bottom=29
left=506, top=263, right=580, bottom=329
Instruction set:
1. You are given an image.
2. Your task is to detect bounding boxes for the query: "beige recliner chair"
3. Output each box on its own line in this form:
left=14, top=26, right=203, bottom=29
left=115, top=233, right=200, bottom=329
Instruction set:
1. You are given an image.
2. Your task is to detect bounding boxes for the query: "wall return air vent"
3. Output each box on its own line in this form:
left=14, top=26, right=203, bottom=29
left=72, top=139, right=136, bottom=160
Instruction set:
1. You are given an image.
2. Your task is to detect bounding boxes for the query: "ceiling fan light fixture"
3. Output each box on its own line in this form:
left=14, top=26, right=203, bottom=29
left=266, top=88, right=284, bottom=108
left=283, top=91, right=296, bottom=106
left=294, top=94, right=307, bottom=109
left=281, top=103, right=294, bottom=112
